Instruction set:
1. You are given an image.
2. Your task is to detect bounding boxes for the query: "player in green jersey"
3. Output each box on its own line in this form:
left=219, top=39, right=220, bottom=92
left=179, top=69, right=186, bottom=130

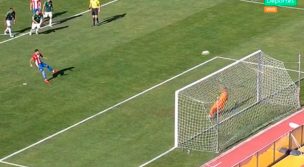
left=29, top=10, right=43, bottom=35
left=43, top=0, right=53, bottom=26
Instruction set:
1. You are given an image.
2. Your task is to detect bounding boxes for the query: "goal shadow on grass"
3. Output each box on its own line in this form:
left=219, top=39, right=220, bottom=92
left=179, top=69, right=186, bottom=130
left=97, top=13, right=126, bottom=26
left=48, top=67, right=75, bottom=81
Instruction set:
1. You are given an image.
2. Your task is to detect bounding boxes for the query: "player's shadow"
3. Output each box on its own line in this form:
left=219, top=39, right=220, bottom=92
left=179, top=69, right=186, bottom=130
left=15, top=27, right=31, bottom=34
left=48, top=67, right=75, bottom=81
left=41, top=25, right=69, bottom=34
left=97, top=13, right=126, bottom=26
left=56, top=14, right=83, bottom=24
left=53, top=11, right=68, bottom=19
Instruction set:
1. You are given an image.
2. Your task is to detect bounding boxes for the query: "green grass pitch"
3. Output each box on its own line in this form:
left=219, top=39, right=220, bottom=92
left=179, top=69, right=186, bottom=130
left=1, top=0, right=304, bottom=166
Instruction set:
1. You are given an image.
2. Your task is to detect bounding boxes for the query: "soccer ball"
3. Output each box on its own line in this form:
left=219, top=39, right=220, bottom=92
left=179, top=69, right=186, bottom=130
left=201, top=50, right=210, bottom=55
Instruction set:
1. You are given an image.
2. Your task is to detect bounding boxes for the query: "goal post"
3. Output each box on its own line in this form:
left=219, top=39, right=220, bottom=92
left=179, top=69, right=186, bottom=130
left=174, top=50, right=300, bottom=152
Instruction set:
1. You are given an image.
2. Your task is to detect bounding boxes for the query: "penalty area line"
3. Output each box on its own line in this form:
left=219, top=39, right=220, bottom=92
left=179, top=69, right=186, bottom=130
left=0, top=0, right=119, bottom=45
left=0, top=57, right=218, bottom=161
left=139, top=147, right=176, bottom=167
left=240, top=0, right=304, bottom=11
left=0, top=161, right=28, bottom=167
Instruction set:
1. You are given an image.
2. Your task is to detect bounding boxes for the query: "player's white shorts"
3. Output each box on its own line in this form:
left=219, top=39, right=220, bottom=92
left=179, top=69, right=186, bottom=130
left=31, top=22, right=41, bottom=29
left=44, top=12, right=53, bottom=18
left=6, top=20, right=13, bottom=27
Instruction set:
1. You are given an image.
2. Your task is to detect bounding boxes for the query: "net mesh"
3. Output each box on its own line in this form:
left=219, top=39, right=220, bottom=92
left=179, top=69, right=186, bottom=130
left=176, top=51, right=299, bottom=152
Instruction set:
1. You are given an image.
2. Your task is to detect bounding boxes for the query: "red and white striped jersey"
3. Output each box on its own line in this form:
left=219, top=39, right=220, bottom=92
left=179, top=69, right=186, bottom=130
left=32, top=52, right=42, bottom=67
left=31, top=0, right=41, bottom=10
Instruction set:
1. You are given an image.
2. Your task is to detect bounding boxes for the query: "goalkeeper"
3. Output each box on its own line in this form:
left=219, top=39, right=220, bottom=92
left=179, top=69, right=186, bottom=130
left=209, top=87, right=228, bottom=118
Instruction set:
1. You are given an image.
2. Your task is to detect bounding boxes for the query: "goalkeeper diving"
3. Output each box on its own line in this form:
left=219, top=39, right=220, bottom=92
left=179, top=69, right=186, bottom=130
left=209, top=87, right=228, bottom=118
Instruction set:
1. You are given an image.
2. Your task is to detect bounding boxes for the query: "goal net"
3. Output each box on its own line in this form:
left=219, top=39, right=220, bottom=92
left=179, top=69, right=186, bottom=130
left=174, top=50, right=300, bottom=152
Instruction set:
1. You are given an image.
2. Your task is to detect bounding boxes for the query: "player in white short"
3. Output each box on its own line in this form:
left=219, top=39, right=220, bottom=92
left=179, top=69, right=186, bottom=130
left=43, top=0, right=53, bottom=26
left=4, top=8, right=16, bottom=38
left=30, top=10, right=43, bottom=35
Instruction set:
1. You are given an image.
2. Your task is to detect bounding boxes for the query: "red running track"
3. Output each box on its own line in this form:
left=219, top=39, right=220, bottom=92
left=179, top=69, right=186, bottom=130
left=203, top=109, right=304, bottom=167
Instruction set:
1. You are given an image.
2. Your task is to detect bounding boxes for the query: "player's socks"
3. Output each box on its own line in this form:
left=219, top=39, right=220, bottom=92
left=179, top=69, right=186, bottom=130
left=44, top=79, right=49, bottom=84
left=49, top=18, right=52, bottom=26
left=29, top=29, right=33, bottom=35
left=96, top=18, right=99, bottom=24
left=4, top=28, right=8, bottom=34
left=8, top=28, right=13, bottom=37
left=42, top=71, right=47, bottom=79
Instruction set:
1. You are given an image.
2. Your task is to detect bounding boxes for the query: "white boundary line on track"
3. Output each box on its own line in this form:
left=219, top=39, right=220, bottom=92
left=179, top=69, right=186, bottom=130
left=240, top=0, right=304, bottom=11
left=0, top=57, right=219, bottom=161
left=0, top=0, right=119, bottom=45
left=138, top=146, right=176, bottom=167
left=0, top=161, right=28, bottom=167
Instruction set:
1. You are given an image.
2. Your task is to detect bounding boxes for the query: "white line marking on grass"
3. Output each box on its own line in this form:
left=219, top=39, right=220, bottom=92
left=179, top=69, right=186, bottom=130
left=240, top=0, right=304, bottom=11
left=0, top=57, right=218, bottom=161
left=204, top=162, right=222, bottom=167
left=0, top=0, right=119, bottom=45
left=0, top=33, right=28, bottom=45
left=0, top=161, right=28, bottom=167
left=139, top=146, right=176, bottom=167
left=77, top=0, right=119, bottom=15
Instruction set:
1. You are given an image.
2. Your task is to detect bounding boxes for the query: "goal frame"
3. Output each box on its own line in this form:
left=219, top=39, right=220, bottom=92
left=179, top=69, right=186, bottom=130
left=174, top=50, right=296, bottom=152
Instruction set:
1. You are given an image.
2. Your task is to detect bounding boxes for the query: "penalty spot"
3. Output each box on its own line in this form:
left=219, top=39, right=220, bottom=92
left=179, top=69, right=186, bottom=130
left=22, top=82, right=27, bottom=86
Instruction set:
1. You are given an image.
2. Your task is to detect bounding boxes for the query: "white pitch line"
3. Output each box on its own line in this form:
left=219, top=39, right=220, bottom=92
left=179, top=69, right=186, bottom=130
left=0, top=161, right=28, bottom=167
left=240, top=0, right=304, bottom=11
left=138, top=147, right=176, bottom=167
left=0, top=33, right=28, bottom=45
left=204, top=162, right=222, bottom=167
left=0, top=57, right=218, bottom=161
left=0, top=0, right=119, bottom=45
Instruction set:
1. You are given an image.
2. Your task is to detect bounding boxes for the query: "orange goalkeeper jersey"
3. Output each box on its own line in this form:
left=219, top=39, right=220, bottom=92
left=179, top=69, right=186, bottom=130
left=209, top=88, right=228, bottom=118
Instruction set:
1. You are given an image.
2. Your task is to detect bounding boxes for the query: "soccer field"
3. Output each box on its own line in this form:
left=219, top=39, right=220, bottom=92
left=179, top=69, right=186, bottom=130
left=1, top=0, right=304, bottom=166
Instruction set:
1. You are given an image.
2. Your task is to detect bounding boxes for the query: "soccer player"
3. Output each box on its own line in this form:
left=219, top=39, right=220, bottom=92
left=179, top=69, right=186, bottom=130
left=89, top=0, right=101, bottom=26
left=209, top=87, right=229, bottom=118
left=30, top=0, right=42, bottom=14
left=30, top=49, right=57, bottom=84
left=42, top=0, right=53, bottom=26
left=29, top=10, right=43, bottom=35
left=3, top=8, right=16, bottom=38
